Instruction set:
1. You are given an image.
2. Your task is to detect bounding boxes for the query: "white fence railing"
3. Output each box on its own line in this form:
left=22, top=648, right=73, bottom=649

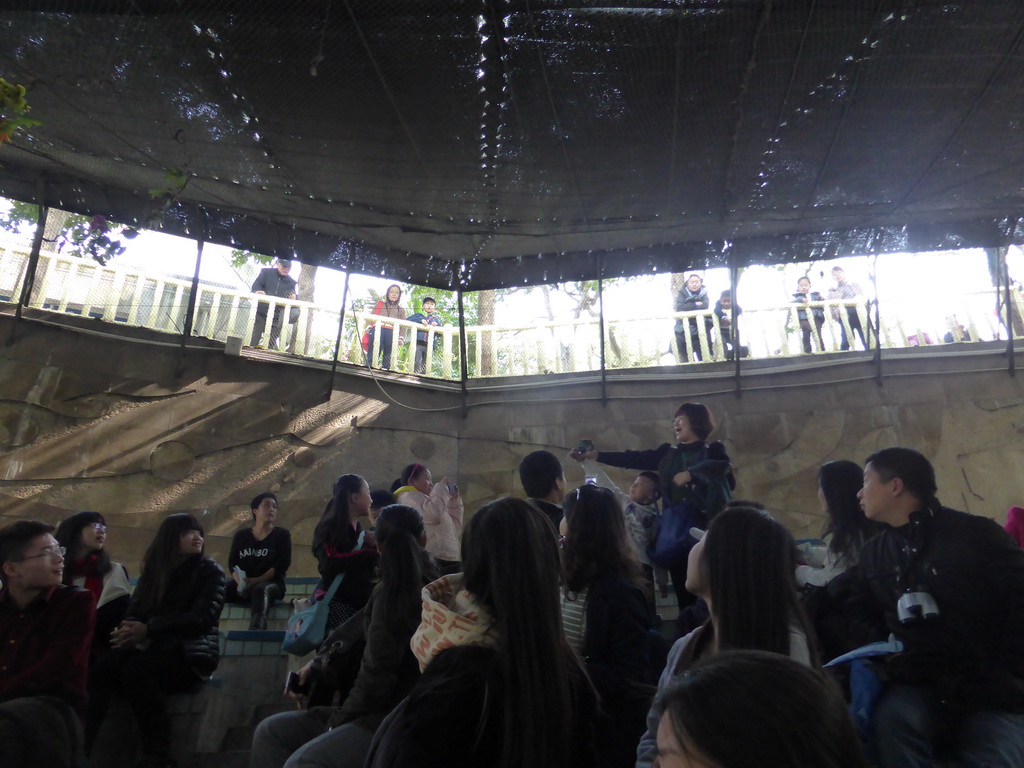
left=2, top=244, right=1021, bottom=381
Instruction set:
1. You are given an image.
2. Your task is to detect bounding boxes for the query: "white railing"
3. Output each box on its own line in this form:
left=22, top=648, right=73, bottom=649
left=3, top=244, right=1022, bottom=382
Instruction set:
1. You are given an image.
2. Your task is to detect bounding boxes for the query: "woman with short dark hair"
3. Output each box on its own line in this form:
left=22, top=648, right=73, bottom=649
left=572, top=401, right=735, bottom=613
left=227, top=492, right=292, bottom=630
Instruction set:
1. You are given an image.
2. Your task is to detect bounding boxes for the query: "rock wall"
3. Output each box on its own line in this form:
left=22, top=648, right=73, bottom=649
left=2, top=311, right=1022, bottom=575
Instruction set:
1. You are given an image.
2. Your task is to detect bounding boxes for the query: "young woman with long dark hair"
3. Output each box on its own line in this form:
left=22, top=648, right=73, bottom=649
left=312, top=474, right=379, bottom=632
left=367, top=497, right=599, bottom=768
left=561, top=484, right=652, bottom=768
left=655, top=650, right=867, bottom=768
left=636, top=506, right=817, bottom=768
left=393, top=462, right=463, bottom=573
left=55, top=510, right=131, bottom=660
left=252, top=504, right=439, bottom=768
left=797, top=460, right=885, bottom=587
left=85, top=513, right=225, bottom=768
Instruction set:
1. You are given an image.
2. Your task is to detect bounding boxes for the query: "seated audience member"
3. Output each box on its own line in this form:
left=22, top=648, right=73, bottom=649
left=312, top=475, right=379, bottom=634
left=578, top=460, right=667, bottom=606
left=56, top=511, right=131, bottom=661
left=797, top=461, right=884, bottom=588
left=655, top=651, right=867, bottom=768
left=227, top=492, right=292, bottom=630
left=847, top=448, right=1024, bottom=768
left=368, top=490, right=396, bottom=529
left=519, top=449, right=567, bottom=531
left=0, top=521, right=97, bottom=707
left=636, top=507, right=817, bottom=768
left=366, top=498, right=599, bottom=768
left=0, top=520, right=96, bottom=767
left=561, top=484, right=653, bottom=768
left=86, top=514, right=225, bottom=768
left=252, top=505, right=438, bottom=768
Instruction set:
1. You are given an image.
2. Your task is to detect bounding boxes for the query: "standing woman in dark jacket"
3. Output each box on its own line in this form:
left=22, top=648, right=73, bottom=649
left=561, top=484, right=652, bottom=768
left=85, top=513, right=225, bottom=768
left=573, top=401, right=735, bottom=612
left=312, top=474, right=379, bottom=632
left=251, top=504, right=439, bottom=768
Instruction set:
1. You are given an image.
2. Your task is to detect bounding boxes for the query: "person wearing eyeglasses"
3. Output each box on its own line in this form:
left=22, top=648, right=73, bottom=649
left=55, top=511, right=131, bottom=661
left=0, top=519, right=97, bottom=766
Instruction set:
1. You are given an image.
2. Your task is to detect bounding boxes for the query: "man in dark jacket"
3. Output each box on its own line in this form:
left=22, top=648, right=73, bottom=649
left=519, top=450, right=566, bottom=532
left=847, top=447, right=1024, bottom=767
left=249, top=259, right=298, bottom=349
left=0, top=520, right=96, bottom=767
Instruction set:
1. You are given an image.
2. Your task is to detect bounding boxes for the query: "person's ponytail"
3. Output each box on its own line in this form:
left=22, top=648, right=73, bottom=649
left=376, top=504, right=436, bottom=634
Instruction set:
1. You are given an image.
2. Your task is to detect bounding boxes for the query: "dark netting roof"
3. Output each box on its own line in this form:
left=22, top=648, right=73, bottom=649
left=3, top=1, right=1024, bottom=289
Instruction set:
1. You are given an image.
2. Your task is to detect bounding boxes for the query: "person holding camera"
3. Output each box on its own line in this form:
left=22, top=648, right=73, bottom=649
left=847, top=447, right=1024, bottom=768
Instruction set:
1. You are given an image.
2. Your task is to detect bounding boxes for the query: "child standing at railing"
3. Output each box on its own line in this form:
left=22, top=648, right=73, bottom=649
left=406, top=296, right=443, bottom=375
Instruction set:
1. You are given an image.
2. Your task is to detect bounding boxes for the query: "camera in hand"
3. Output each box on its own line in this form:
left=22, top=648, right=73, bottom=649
left=897, top=591, right=940, bottom=624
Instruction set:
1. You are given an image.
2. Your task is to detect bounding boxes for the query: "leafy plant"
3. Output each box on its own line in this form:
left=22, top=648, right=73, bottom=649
left=0, top=78, right=41, bottom=146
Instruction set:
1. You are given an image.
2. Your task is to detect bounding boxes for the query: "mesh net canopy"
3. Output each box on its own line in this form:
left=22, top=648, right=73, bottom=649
left=3, top=1, right=1024, bottom=290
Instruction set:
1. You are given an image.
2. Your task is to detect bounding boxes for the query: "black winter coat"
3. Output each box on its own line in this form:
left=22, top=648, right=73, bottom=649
left=847, top=506, right=1024, bottom=713
left=598, top=441, right=735, bottom=519
left=125, top=556, right=225, bottom=677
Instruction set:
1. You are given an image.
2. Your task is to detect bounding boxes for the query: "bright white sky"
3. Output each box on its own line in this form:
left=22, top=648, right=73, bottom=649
left=3, top=198, right=1022, bottom=355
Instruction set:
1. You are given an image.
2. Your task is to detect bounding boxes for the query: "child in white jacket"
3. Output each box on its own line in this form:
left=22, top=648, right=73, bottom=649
left=393, top=462, right=464, bottom=574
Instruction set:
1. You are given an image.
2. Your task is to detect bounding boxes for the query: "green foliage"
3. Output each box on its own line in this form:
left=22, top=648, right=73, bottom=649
left=230, top=248, right=275, bottom=268
left=0, top=78, right=42, bottom=146
left=0, top=202, right=125, bottom=265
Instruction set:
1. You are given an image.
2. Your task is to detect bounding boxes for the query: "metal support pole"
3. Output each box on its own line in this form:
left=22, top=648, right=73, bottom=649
left=176, top=214, right=205, bottom=377
left=327, top=269, right=351, bottom=400
left=9, top=179, right=49, bottom=345
left=870, top=252, right=882, bottom=387
left=730, top=252, right=742, bottom=398
left=597, top=255, right=607, bottom=405
left=1005, top=250, right=1015, bottom=377
left=457, top=287, right=469, bottom=416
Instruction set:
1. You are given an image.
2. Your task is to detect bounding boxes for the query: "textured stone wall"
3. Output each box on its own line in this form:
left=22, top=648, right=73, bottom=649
left=2, top=311, right=1022, bottom=577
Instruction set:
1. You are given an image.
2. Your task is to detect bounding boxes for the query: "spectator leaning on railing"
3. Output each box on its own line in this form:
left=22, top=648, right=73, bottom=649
left=250, top=259, right=298, bottom=349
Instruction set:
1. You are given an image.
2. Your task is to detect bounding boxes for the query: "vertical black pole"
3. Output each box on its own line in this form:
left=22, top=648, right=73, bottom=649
left=457, top=287, right=469, bottom=416
left=871, top=251, right=882, bottom=387
left=1005, top=252, right=1015, bottom=377
left=10, top=178, right=49, bottom=342
left=730, top=251, right=742, bottom=398
left=327, top=269, right=351, bottom=399
left=176, top=214, right=205, bottom=376
left=597, top=255, right=607, bottom=405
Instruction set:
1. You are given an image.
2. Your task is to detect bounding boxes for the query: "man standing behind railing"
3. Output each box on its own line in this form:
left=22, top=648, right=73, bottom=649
left=674, top=274, right=713, bottom=362
left=249, top=259, right=297, bottom=349
left=827, top=266, right=867, bottom=351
